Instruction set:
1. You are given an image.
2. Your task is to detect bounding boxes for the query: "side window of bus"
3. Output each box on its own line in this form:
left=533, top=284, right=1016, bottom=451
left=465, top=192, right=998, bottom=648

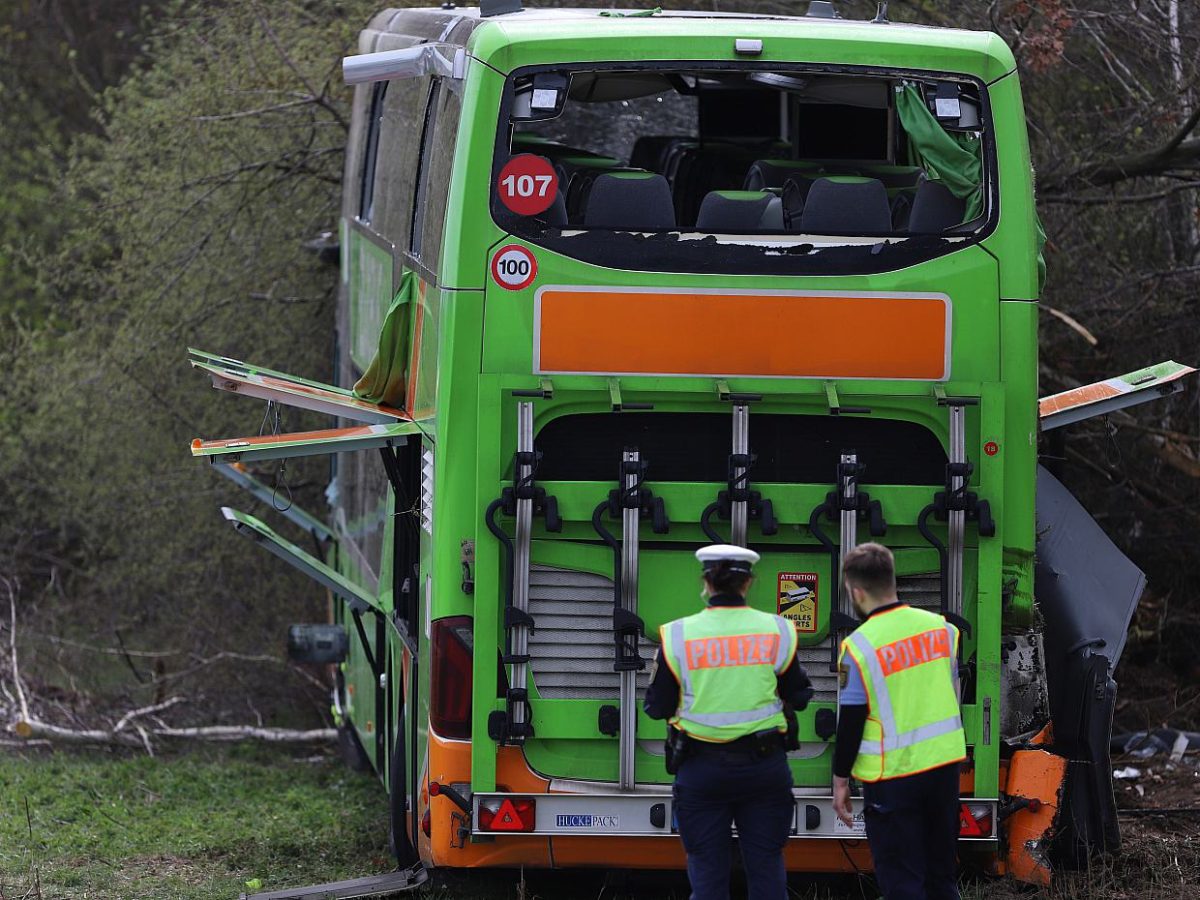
left=358, top=82, right=387, bottom=222
left=366, top=78, right=427, bottom=247
left=410, top=79, right=463, bottom=273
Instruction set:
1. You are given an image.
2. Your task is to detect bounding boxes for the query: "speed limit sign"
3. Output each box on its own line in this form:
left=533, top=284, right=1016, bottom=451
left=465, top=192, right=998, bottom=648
left=490, top=245, right=538, bottom=291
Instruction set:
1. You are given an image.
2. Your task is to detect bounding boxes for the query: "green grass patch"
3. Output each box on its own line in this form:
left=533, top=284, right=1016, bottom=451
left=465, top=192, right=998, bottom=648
left=0, top=744, right=391, bottom=899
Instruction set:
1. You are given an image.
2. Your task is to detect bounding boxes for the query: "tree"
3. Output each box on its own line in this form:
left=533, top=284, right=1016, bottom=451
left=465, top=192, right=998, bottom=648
left=1, top=0, right=377, bottom=726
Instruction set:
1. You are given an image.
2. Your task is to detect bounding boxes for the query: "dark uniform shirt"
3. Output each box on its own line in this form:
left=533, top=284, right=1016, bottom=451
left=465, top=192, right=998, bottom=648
left=643, top=591, right=814, bottom=721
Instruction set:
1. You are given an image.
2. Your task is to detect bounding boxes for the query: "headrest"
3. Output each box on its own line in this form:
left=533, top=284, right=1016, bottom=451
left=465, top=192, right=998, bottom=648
left=584, top=172, right=676, bottom=230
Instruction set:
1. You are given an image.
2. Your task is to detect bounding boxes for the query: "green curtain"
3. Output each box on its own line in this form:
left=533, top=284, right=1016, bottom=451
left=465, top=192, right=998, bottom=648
left=895, top=82, right=1047, bottom=294
left=895, top=83, right=984, bottom=221
left=353, top=270, right=413, bottom=407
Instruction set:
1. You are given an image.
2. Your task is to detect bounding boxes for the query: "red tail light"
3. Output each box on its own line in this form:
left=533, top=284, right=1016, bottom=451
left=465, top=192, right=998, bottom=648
left=958, top=802, right=994, bottom=837
left=430, top=616, right=473, bottom=739
left=478, top=797, right=536, bottom=833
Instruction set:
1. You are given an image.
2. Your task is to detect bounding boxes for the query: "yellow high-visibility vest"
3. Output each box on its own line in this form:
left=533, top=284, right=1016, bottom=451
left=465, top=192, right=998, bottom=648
left=660, top=605, right=798, bottom=743
left=839, top=604, right=966, bottom=782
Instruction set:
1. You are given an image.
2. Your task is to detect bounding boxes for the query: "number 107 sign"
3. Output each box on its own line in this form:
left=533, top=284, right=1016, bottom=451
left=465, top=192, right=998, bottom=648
left=497, top=154, right=558, bottom=216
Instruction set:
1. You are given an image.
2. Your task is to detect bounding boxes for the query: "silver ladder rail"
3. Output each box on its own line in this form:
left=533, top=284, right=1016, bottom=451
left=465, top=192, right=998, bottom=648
left=835, top=452, right=859, bottom=705
left=946, top=403, right=966, bottom=621
left=618, top=448, right=641, bottom=791
left=837, top=452, right=860, bottom=625
left=730, top=405, right=750, bottom=546
left=510, top=401, right=535, bottom=736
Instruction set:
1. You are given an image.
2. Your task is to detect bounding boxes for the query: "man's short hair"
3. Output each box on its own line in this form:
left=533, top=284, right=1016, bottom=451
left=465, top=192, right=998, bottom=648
left=842, top=542, right=896, bottom=597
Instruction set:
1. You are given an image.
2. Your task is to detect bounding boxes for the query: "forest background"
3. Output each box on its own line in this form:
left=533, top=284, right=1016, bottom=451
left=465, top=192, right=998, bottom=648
left=0, top=0, right=1197, bottom=746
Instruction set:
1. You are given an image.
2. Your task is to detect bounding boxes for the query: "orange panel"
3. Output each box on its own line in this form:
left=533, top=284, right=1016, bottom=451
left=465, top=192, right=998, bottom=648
left=1038, top=381, right=1121, bottom=417
left=1003, top=748, right=1067, bottom=886
left=424, top=739, right=552, bottom=867
left=536, top=288, right=950, bottom=380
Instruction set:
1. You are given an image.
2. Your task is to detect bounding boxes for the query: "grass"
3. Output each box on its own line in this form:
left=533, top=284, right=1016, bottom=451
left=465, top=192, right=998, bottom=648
left=1, top=746, right=1195, bottom=900
left=0, top=744, right=392, bottom=900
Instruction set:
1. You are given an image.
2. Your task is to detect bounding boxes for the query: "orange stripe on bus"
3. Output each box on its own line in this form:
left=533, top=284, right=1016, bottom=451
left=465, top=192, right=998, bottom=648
left=536, top=289, right=949, bottom=379
left=1037, top=381, right=1121, bottom=417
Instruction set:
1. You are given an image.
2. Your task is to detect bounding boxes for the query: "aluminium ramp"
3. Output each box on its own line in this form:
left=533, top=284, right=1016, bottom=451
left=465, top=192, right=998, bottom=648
left=239, top=864, right=428, bottom=899
left=1038, top=360, right=1195, bottom=430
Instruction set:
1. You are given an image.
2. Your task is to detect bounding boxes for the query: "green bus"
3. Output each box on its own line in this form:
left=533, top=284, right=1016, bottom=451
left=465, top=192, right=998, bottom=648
left=189, top=1, right=1194, bottom=884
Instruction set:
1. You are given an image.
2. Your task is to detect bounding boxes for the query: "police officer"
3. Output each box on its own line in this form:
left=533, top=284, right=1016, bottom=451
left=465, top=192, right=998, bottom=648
left=831, top=542, right=966, bottom=900
left=644, top=545, right=813, bottom=900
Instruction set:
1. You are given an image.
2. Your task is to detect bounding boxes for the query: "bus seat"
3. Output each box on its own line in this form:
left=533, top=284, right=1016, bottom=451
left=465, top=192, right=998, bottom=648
left=798, top=176, right=891, bottom=233
left=544, top=190, right=568, bottom=227
left=859, top=163, right=926, bottom=189
left=695, top=190, right=784, bottom=231
left=908, top=178, right=966, bottom=232
left=743, top=159, right=824, bottom=191
left=890, top=190, right=915, bottom=231
left=630, top=135, right=691, bottom=173
left=520, top=154, right=569, bottom=226
left=584, top=172, right=677, bottom=230
left=672, top=145, right=758, bottom=226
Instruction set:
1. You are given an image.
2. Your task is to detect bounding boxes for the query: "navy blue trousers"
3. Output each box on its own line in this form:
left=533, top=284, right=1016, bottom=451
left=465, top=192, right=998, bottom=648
left=673, top=747, right=793, bottom=900
left=862, top=761, right=961, bottom=900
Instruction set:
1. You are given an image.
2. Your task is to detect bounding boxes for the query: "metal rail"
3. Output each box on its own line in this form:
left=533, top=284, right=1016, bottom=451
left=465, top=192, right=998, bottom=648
left=510, top=402, right=535, bottom=736
left=618, top=448, right=641, bottom=791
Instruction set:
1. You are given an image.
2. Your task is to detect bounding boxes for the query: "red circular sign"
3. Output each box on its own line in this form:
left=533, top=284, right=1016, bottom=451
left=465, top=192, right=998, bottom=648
left=497, top=154, right=559, bottom=216
left=490, top=245, right=538, bottom=291
left=983, top=441, right=1000, bottom=457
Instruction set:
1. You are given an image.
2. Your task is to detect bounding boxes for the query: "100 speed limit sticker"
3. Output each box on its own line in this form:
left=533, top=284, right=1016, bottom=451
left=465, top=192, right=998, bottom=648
left=490, top=245, right=538, bottom=291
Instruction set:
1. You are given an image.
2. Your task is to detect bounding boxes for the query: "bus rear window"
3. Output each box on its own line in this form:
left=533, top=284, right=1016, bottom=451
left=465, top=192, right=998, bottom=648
left=491, top=65, right=992, bottom=275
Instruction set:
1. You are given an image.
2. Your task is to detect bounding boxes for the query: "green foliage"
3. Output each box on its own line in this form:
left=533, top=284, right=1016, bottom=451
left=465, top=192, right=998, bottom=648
left=0, top=0, right=377, bottom=718
left=0, top=747, right=390, bottom=899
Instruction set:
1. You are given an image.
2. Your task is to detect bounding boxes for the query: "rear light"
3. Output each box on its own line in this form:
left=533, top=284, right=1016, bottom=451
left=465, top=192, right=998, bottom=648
left=430, top=616, right=473, bottom=739
left=959, top=802, right=994, bottom=837
left=477, top=797, right=536, bottom=833
left=421, top=808, right=431, bottom=837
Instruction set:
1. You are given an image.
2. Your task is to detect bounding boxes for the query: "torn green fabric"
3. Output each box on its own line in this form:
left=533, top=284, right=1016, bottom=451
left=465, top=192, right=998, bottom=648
left=353, top=270, right=413, bottom=408
left=896, top=83, right=984, bottom=221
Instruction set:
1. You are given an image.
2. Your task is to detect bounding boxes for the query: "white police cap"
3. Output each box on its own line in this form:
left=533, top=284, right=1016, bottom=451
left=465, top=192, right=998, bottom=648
left=695, top=544, right=760, bottom=572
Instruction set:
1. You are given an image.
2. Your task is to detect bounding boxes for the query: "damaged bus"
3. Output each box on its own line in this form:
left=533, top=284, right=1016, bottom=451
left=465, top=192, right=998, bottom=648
left=189, top=1, right=1195, bottom=886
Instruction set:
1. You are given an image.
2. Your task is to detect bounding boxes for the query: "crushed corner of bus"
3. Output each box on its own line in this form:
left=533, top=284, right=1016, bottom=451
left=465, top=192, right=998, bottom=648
left=189, top=2, right=1197, bottom=890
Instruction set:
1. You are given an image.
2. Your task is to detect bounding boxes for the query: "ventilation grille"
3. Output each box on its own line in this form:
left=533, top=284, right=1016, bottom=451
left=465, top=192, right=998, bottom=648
left=800, top=573, right=942, bottom=704
left=897, top=573, right=941, bottom=612
left=527, top=565, right=653, bottom=701
left=420, top=446, right=434, bottom=535
left=796, top=642, right=839, bottom=704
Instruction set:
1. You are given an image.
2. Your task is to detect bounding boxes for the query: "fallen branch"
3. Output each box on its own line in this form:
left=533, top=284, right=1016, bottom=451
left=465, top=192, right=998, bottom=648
left=3, top=577, right=335, bottom=752
left=12, top=716, right=336, bottom=748
left=1041, top=304, right=1099, bottom=346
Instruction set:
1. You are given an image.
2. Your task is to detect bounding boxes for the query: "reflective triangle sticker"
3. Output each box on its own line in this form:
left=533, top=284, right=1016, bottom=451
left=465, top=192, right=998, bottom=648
left=958, top=803, right=985, bottom=837
left=491, top=799, right=526, bottom=832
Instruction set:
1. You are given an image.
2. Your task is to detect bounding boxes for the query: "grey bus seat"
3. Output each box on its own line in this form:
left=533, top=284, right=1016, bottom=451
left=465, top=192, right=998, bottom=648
left=744, top=159, right=825, bottom=191
left=544, top=190, right=568, bottom=227
left=695, top=191, right=785, bottom=231
left=859, top=163, right=926, bottom=190
left=565, top=164, right=641, bottom=222
left=908, top=178, right=967, bottom=232
left=797, top=176, right=892, bottom=233
left=630, top=135, right=691, bottom=173
left=584, top=172, right=677, bottom=230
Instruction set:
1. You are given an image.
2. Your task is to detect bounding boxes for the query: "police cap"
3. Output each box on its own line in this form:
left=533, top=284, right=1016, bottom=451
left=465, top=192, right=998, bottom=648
left=695, top=544, right=760, bottom=573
